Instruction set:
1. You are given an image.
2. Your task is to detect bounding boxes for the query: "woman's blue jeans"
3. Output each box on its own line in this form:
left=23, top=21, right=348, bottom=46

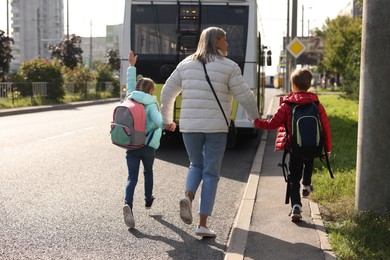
left=182, top=132, right=227, bottom=216
left=125, top=146, right=155, bottom=208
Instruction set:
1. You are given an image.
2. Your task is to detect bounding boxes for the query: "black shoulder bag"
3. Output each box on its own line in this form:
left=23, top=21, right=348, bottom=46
left=202, top=63, right=237, bottom=149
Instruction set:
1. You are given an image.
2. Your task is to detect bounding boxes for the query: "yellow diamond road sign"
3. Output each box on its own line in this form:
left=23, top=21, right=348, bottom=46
left=287, top=37, right=306, bottom=58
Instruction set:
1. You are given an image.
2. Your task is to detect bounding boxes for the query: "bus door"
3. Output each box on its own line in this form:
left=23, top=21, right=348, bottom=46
left=171, top=4, right=202, bottom=122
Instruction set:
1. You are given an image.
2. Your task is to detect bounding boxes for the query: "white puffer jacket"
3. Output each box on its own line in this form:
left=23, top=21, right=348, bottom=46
left=160, top=56, right=260, bottom=133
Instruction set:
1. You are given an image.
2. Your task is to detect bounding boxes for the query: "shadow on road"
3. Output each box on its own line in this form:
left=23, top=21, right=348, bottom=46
left=128, top=215, right=225, bottom=259
left=234, top=227, right=324, bottom=259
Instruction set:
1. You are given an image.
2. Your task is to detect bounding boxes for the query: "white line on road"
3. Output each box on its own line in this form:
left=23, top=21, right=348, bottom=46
left=40, top=127, right=96, bottom=141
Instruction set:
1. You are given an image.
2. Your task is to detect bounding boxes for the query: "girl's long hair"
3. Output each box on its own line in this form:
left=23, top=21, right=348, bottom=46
left=136, top=77, right=155, bottom=93
left=190, top=27, right=226, bottom=64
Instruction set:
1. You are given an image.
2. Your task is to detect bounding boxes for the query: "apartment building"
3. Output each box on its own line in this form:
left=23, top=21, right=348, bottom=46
left=11, top=0, right=64, bottom=68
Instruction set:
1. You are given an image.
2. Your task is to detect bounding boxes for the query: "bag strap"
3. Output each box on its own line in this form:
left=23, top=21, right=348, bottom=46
left=202, top=62, right=229, bottom=126
left=320, top=154, right=334, bottom=178
left=145, top=129, right=156, bottom=146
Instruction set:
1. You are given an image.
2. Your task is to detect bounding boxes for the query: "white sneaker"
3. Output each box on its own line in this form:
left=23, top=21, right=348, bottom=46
left=123, top=204, right=135, bottom=228
left=195, top=226, right=216, bottom=237
left=179, top=196, right=193, bottom=224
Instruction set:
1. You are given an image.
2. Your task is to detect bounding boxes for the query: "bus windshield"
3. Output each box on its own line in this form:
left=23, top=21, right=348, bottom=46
left=130, top=4, right=249, bottom=82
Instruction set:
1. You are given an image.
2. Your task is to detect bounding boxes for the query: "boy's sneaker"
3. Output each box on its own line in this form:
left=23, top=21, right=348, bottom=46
left=179, top=196, right=193, bottom=224
left=123, top=204, right=135, bottom=228
left=302, top=185, right=313, bottom=197
left=145, top=196, right=155, bottom=209
left=290, top=205, right=302, bottom=222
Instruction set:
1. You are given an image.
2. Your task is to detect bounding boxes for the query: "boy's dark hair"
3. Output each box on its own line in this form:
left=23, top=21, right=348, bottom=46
left=291, top=68, right=312, bottom=91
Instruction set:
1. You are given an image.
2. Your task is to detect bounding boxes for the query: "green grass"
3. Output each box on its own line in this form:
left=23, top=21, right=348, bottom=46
left=311, top=94, right=390, bottom=259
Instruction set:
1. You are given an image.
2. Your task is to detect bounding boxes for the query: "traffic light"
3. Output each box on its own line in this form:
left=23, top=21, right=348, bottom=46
left=261, top=51, right=265, bottom=66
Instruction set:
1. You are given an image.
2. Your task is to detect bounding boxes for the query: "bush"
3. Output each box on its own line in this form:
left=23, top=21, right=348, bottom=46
left=95, top=64, right=120, bottom=96
left=63, top=66, right=95, bottom=97
left=15, top=58, right=65, bottom=101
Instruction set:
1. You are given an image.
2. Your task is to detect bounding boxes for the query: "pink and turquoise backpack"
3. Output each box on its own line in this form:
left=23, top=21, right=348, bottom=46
left=110, top=99, right=147, bottom=150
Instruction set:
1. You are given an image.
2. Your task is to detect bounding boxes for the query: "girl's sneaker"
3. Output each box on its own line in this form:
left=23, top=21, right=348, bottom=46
left=145, top=196, right=155, bottom=209
left=123, top=204, right=135, bottom=228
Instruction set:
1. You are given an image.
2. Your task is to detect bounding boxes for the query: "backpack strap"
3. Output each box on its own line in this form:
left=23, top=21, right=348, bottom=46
left=278, top=148, right=291, bottom=204
left=320, top=154, right=334, bottom=178
left=145, top=129, right=156, bottom=146
left=142, top=102, right=159, bottom=147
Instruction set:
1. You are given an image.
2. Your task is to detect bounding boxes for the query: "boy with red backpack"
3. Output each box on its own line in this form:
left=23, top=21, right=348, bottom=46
left=253, top=68, right=332, bottom=222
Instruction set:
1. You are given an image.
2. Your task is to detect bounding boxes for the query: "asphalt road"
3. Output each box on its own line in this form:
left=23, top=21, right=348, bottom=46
left=0, top=103, right=260, bottom=259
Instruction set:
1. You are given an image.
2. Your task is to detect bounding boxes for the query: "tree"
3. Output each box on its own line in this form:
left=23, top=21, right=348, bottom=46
left=321, top=16, right=362, bottom=99
left=106, top=49, right=121, bottom=72
left=0, top=30, right=14, bottom=81
left=49, top=34, right=83, bottom=69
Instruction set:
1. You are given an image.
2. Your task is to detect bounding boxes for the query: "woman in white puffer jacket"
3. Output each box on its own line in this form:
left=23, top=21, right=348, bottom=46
left=160, top=27, right=260, bottom=237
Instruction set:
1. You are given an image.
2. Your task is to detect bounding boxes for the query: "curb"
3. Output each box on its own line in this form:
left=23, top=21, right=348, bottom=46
left=0, top=98, right=119, bottom=117
left=224, top=97, right=274, bottom=260
left=224, top=129, right=268, bottom=260
left=309, top=201, right=337, bottom=259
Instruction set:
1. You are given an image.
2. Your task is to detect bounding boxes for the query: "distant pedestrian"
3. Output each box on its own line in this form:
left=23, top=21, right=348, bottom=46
left=160, top=27, right=260, bottom=237
left=253, top=68, right=332, bottom=222
left=122, top=51, right=176, bottom=228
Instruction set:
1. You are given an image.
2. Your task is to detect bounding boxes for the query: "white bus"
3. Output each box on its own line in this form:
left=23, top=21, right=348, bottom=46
left=120, top=0, right=266, bottom=135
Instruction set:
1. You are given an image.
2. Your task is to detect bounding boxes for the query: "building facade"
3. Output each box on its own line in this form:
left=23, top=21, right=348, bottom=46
left=11, top=0, right=64, bottom=68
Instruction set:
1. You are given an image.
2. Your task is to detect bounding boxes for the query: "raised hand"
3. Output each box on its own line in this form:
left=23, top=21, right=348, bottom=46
left=128, top=51, right=138, bottom=66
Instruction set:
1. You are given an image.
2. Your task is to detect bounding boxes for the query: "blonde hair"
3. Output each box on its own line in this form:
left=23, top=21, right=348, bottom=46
left=136, top=77, right=155, bottom=93
left=190, top=27, right=226, bottom=64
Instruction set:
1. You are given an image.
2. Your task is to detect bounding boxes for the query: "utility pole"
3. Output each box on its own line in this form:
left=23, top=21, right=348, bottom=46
left=89, top=20, right=92, bottom=69
left=37, top=8, right=41, bottom=57
left=301, top=5, right=304, bottom=37
left=6, top=0, right=9, bottom=36
left=285, top=0, right=290, bottom=93
left=291, top=0, right=297, bottom=72
left=67, top=0, right=69, bottom=39
left=356, top=0, right=390, bottom=211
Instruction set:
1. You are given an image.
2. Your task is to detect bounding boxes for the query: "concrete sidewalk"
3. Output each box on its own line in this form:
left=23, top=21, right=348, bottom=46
left=225, top=90, right=336, bottom=260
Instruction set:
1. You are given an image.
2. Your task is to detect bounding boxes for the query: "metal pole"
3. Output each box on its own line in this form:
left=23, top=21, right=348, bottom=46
left=285, top=0, right=290, bottom=93
left=291, top=0, right=298, bottom=72
left=37, top=8, right=41, bottom=57
left=89, top=20, right=92, bottom=69
left=301, top=5, right=304, bottom=37
left=6, top=0, right=9, bottom=36
left=67, top=0, right=69, bottom=39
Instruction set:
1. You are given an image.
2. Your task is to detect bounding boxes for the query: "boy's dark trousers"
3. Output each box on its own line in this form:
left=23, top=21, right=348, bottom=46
left=288, top=154, right=314, bottom=207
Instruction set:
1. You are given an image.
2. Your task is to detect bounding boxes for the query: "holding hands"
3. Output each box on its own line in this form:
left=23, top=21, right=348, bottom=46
left=164, top=122, right=177, bottom=132
left=253, top=118, right=262, bottom=129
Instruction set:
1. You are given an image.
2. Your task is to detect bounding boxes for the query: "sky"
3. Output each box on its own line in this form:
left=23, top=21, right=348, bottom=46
left=1, top=0, right=350, bottom=74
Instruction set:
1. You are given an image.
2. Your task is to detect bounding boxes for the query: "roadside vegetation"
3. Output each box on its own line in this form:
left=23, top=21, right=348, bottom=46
left=0, top=33, right=120, bottom=109
left=311, top=94, right=390, bottom=260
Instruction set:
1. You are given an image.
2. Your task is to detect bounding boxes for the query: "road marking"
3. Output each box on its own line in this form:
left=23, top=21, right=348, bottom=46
left=40, top=127, right=96, bottom=141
